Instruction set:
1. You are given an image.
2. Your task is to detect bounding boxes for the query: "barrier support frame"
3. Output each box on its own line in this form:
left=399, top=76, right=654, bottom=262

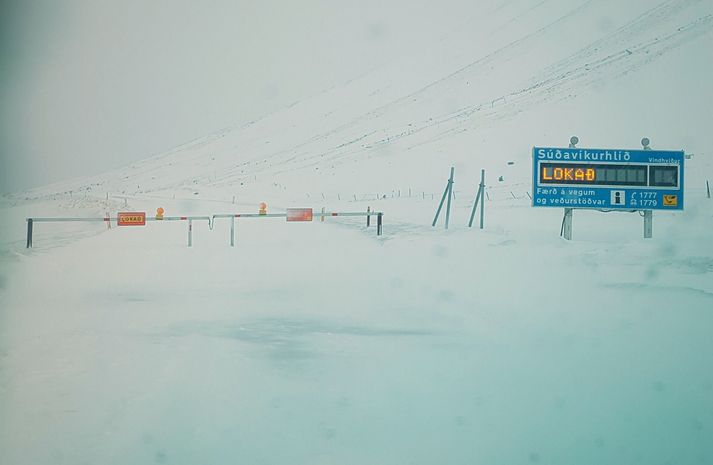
left=26, top=219, right=33, bottom=248
left=25, top=211, right=384, bottom=249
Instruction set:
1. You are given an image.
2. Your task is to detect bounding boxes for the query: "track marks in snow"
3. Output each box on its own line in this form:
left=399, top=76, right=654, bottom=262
left=225, top=0, right=712, bottom=180
left=157, top=318, right=435, bottom=364
left=603, top=282, right=713, bottom=299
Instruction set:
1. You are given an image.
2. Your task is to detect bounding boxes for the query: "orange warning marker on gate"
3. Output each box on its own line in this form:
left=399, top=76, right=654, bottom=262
left=259, top=202, right=267, bottom=215
left=117, top=212, right=146, bottom=226
left=286, top=208, right=313, bottom=222
left=156, top=207, right=165, bottom=220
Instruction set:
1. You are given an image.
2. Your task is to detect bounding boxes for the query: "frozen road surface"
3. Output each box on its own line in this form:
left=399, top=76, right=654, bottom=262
left=1, top=197, right=712, bottom=465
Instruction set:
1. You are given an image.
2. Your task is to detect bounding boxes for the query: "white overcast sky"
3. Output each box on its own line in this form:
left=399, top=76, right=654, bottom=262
left=0, top=0, right=475, bottom=193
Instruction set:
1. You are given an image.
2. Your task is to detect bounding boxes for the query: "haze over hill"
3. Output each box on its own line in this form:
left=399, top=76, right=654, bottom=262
left=1, top=0, right=519, bottom=192
left=5, top=0, right=713, bottom=202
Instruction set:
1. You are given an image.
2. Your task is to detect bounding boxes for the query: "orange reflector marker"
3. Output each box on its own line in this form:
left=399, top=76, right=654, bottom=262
left=117, top=212, right=146, bottom=226
left=286, top=208, right=313, bottom=222
left=156, top=207, right=164, bottom=220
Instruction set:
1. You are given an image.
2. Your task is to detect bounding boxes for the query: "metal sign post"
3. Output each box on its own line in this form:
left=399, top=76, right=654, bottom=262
left=644, top=210, right=653, bottom=238
left=468, top=169, right=486, bottom=229
left=468, top=189, right=481, bottom=228
left=561, top=208, right=573, bottom=240
left=479, top=170, right=485, bottom=229
left=445, top=167, right=454, bottom=229
left=433, top=167, right=454, bottom=229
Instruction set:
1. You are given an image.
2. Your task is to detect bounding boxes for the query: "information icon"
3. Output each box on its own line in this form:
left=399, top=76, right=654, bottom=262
left=611, top=190, right=625, bottom=206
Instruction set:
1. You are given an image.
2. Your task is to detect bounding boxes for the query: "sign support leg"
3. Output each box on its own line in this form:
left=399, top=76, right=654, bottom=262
left=432, top=167, right=454, bottom=228
left=479, top=169, right=485, bottom=230
left=644, top=210, right=653, bottom=238
left=377, top=213, right=383, bottom=236
left=468, top=188, right=482, bottom=227
left=444, top=167, right=454, bottom=229
left=26, top=219, right=33, bottom=248
left=432, top=184, right=449, bottom=227
left=562, top=208, right=573, bottom=240
left=188, top=219, right=193, bottom=247
left=230, top=216, right=235, bottom=247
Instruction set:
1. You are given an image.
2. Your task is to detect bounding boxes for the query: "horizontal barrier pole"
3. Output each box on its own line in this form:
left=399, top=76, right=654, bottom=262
left=319, top=212, right=384, bottom=217
left=28, top=213, right=384, bottom=224
left=159, top=216, right=211, bottom=221
left=27, top=216, right=212, bottom=222
left=212, top=212, right=383, bottom=219
left=217, top=213, right=287, bottom=218
left=27, top=217, right=111, bottom=222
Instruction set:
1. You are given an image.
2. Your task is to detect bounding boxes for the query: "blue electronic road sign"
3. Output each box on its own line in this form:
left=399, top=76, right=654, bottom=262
left=532, top=147, right=684, bottom=210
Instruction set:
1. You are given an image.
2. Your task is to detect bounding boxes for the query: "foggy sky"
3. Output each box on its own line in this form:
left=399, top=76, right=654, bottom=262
left=0, top=0, right=477, bottom=193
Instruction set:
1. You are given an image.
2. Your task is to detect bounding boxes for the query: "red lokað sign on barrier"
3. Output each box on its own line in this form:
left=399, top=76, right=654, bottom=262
left=286, top=208, right=313, bottom=222
left=117, top=212, right=146, bottom=226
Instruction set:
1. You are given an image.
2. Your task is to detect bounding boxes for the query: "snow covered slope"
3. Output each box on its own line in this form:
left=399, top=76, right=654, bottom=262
left=1, top=1, right=713, bottom=464
left=8, top=0, right=712, bottom=206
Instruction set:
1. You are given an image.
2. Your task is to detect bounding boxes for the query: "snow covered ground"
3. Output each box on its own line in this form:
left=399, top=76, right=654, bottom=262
left=1, top=193, right=712, bottom=465
left=2, top=0, right=713, bottom=463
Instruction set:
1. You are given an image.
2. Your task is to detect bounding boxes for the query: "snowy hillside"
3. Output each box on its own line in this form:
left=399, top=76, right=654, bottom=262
left=1, top=0, right=713, bottom=464
left=6, top=0, right=712, bottom=205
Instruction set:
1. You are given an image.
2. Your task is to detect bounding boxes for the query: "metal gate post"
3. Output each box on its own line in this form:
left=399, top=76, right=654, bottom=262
left=377, top=213, right=383, bottom=236
left=26, top=219, right=33, bottom=248
left=230, top=216, right=235, bottom=247
left=367, top=206, right=371, bottom=227
left=188, top=219, right=193, bottom=247
left=644, top=210, right=653, bottom=238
